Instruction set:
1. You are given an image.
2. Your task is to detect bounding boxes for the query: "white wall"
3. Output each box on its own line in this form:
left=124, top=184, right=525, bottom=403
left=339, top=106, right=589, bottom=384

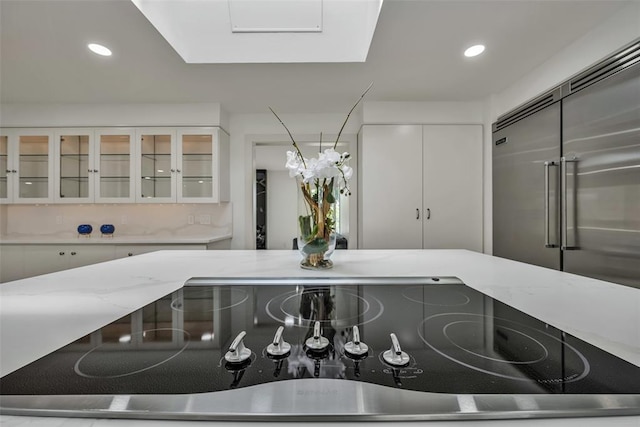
left=363, top=101, right=484, bottom=124
left=493, top=2, right=640, bottom=118
left=2, top=203, right=231, bottom=239
left=0, top=103, right=224, bottom=128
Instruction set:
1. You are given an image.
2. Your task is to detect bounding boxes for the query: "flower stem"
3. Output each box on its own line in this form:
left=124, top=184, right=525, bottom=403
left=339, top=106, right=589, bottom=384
left=333, top=82, right=373, bottom=149
left=269, top=106, right=307, bottom=168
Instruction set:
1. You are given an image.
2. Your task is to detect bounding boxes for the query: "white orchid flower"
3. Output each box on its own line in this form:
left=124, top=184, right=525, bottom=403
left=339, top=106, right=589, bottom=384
left=342, top=165, right=353, bottom=181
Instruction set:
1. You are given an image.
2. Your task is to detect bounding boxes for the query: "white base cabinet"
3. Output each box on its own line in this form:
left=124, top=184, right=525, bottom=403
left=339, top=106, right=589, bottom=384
left=0, top=245, right=25, bottom=282
left=358, top=124, right=483, bottom=251
left=16, top=245, right=115, bottom=279
left=114, top=244, right=207, bottom=259
left=0, top=243, right=214, bottom=282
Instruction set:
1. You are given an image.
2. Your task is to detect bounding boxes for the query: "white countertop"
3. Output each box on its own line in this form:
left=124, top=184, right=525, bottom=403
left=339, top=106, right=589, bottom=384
left=1, top=249, right=639, bottom=427
left=0, top=233, right=232, bottom=245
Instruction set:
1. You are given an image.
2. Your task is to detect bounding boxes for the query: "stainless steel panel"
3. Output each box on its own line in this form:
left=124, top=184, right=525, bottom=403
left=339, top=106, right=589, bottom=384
left=562, top=63, right=640, bottom=288
left=3, top=380, right=640, bottom=421
left=492, top=103, right=561, bottom=270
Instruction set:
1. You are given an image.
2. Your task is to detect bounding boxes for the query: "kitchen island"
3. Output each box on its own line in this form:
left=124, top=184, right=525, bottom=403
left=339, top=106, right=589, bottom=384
left=1, top=249, right=639, bottom=426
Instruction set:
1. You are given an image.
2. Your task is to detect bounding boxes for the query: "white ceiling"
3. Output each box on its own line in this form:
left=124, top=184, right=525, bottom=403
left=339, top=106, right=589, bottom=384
left=0, top=0, right=633, bottom=114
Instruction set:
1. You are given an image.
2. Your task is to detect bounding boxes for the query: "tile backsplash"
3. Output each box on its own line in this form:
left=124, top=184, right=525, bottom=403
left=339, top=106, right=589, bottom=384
left=1, top=203, right=231, bottom=238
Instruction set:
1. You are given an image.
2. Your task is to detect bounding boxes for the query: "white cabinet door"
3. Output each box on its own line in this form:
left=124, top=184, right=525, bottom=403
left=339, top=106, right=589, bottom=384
left=11, top=129, right=55, bottom=203
left=114, top=244, right=207, bottom=259
left=178, top=128, right=229, bottom=203
left=0, top=131, right=13, bottom=203
left=65, top=245, right=115, bottom=269
left=54, top=129, right=95, bottom=203
left=359, top=125, right=423, bottom=249
left=135, top=127, right=229, bottom=203
left=18, top=245, right=115, bottom=279
left=136, top=128, right=177, bottom=203
left=423, top=125, right=483, bottom=251
left=94, top=128, right=136, bottom=203
left=0, top=245, right=24, bottom=282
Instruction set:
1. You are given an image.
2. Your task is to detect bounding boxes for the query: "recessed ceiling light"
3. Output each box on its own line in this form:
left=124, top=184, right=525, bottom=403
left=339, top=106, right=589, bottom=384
left=464, top=44, right=485, bottom=58
left=88, top=43, right=112, bottom=56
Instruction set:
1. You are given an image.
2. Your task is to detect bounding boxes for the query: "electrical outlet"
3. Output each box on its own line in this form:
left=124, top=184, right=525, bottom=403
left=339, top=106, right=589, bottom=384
left=121, top=215, right=128, bottom=225
left=188, top=215, right=195, bottom=225
left=198, top=214, right=211, bottom=225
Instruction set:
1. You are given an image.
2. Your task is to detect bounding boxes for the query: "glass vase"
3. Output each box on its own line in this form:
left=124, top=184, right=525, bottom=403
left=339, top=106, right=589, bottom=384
left=296, top=177, right=338, bottom=269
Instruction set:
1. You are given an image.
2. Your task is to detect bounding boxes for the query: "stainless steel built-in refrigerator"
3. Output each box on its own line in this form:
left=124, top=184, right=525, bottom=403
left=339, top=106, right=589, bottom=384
left=492, top=41, right=640, bottom=288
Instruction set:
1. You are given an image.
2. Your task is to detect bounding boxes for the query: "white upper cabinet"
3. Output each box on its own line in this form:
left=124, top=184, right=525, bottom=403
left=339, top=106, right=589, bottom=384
left=0, top=132, right=10, bottom=203
left=1, top=128, right=55, bottom=204
left=136, top=127, right=229, bottom=203
left=2, top=126, right=229, bottom=205
left=54, top=128, right=136, bottom=203
left=136, top=128, right=176, bottom=203
left=94, top=129, right=137, bottom=203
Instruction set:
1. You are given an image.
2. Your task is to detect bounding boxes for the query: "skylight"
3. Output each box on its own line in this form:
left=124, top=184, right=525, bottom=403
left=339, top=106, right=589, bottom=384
left=131, top=0, right=384, bottom=63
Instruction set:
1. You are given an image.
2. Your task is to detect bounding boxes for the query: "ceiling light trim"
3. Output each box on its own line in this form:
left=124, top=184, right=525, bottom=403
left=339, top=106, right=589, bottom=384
left=87, top=43, right=112, bottom=56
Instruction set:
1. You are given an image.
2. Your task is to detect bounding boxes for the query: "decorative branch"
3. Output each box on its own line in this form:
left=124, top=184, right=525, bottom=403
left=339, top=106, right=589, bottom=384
left=269, top=106, right=307, bottom=168
left=333, top=82, right=374, bottom=149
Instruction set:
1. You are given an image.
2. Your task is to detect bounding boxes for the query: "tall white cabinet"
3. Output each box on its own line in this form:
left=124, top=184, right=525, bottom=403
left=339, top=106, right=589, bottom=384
left=358, top=124, right=483, bottom=251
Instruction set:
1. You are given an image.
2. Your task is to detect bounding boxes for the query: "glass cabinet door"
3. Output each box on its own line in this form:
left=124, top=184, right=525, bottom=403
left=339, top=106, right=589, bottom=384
left=96, top=129, right=135, bottom=202
left=0, top=134, right=9, bottom=201
left=56, top=131, right=92, bottom=201
left=177, top=129, right=216, bottom=201
left=16, top=130, right=54, bottom=202
left=138, top=130, right=175, bottom=202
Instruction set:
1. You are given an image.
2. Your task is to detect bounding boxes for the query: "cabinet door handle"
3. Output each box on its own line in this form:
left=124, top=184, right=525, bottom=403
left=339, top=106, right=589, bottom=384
left=561, top=156, right=579, bottom=250
left=88, top=169, right=92, bottom=173
left=5, top=169, right=10, bottom=173
left=176, top=169, right=181, bottom=173
left=11, top=170, right=17, bottom=173
left=59, top=252, right=65, bottom=256
left=93, top=169, right=98, bottom=173
left=70, top=252, right=77, bottom=256
left=416, top=209, right=420, bottom=220
left=128, top=252, right=133, bottom=256
left=427, top=208, right=431, bottom=220
left=171, top=169, right=176, bottom=173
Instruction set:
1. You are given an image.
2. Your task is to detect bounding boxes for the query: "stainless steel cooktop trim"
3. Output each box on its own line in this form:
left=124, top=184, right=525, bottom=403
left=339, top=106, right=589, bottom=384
left=185, top=276, right=465, bottom=286
left=2, top=379, right=640, bottom=421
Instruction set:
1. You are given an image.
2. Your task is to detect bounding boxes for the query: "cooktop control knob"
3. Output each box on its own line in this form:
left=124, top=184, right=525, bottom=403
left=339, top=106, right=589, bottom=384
left=382, top=333, right=410, bottom=366
left=267, top=326, right=291, bottom=357
left=305, top=321, right=330, bottom=351
left=224, top=331, right=252, bottom=363
left=344, top=325, right=369, bottom=357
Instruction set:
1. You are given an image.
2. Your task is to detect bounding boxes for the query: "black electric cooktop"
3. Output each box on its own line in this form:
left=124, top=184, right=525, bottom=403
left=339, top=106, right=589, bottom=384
left=2, top=277, right=639, bottom=397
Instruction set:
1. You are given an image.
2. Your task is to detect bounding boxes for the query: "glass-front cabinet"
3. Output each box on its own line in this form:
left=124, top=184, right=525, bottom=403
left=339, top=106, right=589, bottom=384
left=136, top=127, right=228, bottom=203
left=0, top=128, right=55, bottom=203
left=95, top=129, right=135, bottom=202
left=138, top=129, right=175, bottom=201
left=0, top=133, right=9, bottom=201
left=54, top=128, right=135, bottom=203
left=0, top=126, right=228, bottom=204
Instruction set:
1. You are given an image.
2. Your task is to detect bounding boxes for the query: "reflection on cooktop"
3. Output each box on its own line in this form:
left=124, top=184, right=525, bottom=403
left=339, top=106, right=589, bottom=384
left=2, top=278, right=639, bottom=396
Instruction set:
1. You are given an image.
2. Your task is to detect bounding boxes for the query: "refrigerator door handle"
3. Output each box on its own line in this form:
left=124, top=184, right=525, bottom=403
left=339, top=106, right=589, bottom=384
left=561, top=156, right=580, bottom=250
left=544, top=161, right=558, bottom=248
